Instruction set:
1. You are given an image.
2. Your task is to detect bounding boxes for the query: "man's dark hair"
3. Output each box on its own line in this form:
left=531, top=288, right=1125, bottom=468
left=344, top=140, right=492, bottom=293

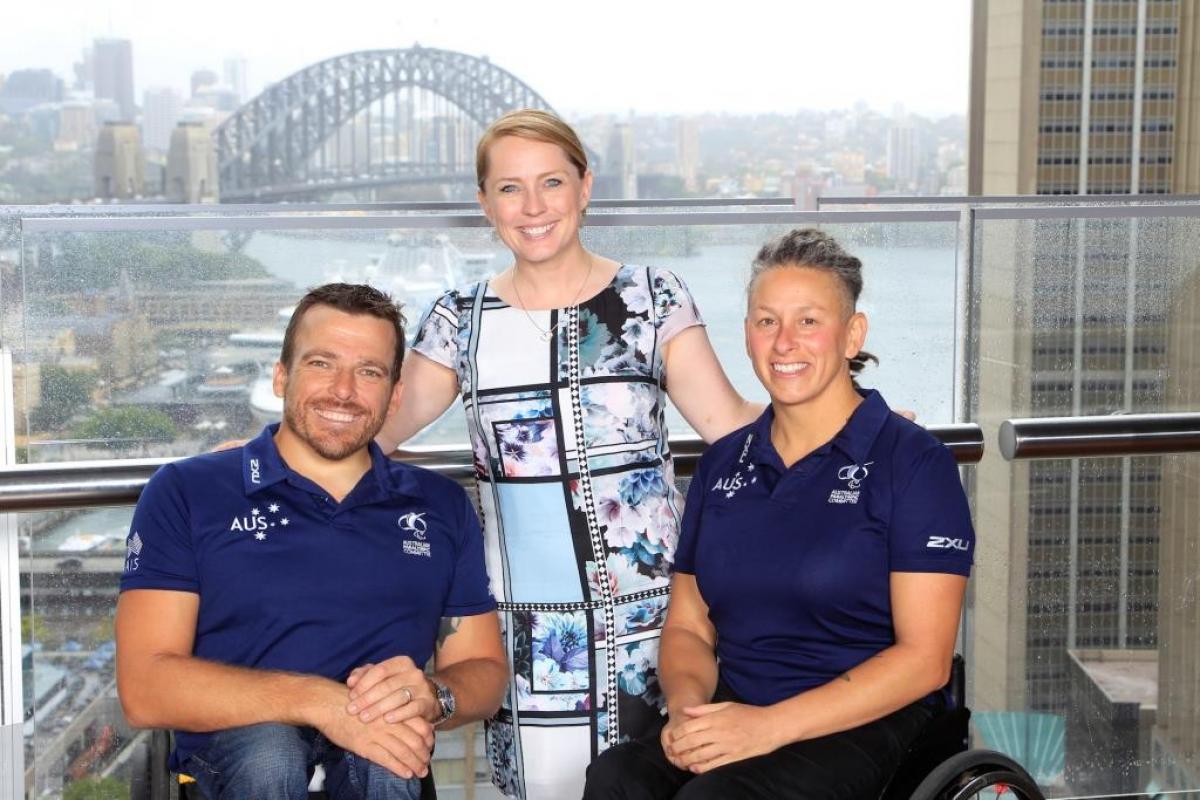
left=279, top=283, right=407, bottom=381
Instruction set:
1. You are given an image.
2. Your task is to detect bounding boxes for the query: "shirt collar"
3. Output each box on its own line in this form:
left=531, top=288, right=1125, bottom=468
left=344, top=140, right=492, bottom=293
left=830, top=389, right=891, bottom=465
left=743, top=389, right=892, bottom=469
left=241, top=423, right=421, bottom=500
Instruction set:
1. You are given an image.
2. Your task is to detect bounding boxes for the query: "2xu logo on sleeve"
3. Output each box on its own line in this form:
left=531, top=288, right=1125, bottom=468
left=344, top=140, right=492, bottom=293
left=926, top=536, right=970, bottom=551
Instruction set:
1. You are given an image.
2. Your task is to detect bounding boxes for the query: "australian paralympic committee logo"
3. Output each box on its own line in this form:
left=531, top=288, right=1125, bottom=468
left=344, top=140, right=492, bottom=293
left=837, top=462, right=873, bottom=490
left=829, top=461, right=873, bottom=505
left=399, top=512, right=431, bottom=557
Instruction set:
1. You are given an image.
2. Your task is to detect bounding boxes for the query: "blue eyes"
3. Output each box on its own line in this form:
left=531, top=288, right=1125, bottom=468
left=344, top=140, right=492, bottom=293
left=498, top=178, right=564, bottom=193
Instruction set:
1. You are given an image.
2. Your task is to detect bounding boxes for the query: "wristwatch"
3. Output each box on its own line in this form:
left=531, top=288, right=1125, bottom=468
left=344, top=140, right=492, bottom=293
left=428, top=677, right=456, bottom=726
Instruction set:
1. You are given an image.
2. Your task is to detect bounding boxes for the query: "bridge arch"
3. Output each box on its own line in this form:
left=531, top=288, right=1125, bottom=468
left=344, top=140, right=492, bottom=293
left=215, top=47, right=559, bottom=200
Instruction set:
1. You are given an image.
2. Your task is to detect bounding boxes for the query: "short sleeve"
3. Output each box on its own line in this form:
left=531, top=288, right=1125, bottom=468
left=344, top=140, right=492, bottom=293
left=411, top=290, right=461, bottom=372
left=443, top=490, right=498, bottom=616
left=889, top=444, right=975, bottom=576
left=120, top=464, right=200, bottom=593
left=672, top=456, right=710, bottom=574
left=651, top=268, right=705, bottom=345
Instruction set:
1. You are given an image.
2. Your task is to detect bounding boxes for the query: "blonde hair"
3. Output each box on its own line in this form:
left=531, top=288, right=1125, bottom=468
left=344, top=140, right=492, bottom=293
left=476, top=109, right=588, bottom=189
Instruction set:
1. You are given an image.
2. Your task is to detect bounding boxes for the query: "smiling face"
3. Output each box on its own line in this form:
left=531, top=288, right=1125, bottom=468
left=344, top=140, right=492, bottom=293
left=744, top=265, right=868, bottom=409
left=477, top=135, right=593, bottom=267
left=272, top=304, right=403, bottom=462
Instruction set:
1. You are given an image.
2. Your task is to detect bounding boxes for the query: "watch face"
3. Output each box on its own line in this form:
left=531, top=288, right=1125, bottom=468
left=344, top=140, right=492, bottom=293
left=435, top=680, right=456, bottom=721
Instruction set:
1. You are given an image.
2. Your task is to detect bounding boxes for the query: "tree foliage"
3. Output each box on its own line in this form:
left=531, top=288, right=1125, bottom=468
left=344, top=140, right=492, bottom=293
left=33, top=232, right=269, bottom=294
left=73, top=407, right=177, bottom=450
left=29, top=365, right=97, bottom=431
left=64, top=776, right=130, bottom=800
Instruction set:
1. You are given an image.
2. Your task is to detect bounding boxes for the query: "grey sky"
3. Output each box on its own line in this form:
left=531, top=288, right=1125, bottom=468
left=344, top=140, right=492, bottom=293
left=4, top=0, right=971, bottom=117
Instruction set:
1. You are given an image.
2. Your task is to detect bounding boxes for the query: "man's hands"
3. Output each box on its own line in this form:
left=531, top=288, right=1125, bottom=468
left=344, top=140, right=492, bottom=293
left=346, top=655, right=439, bottom=725
left=661, top=702, right=783, bottom=774
left=315, top=684, right=434, bottom=779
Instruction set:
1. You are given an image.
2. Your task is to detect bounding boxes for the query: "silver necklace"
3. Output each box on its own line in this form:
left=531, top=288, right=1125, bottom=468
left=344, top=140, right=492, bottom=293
left=510, top=256, right=595, bottom=342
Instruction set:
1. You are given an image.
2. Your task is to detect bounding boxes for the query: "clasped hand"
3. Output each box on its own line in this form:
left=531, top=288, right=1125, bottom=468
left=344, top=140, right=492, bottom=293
left=321, top=656, right=438, bottom=779
left=346, top=655, right=437, bottom=725
left=661, top=702, right=782, bottom=774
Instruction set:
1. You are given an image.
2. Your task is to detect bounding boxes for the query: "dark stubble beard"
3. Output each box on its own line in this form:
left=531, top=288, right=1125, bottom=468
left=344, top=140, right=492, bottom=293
left=282, top=398, right=385, bottom=461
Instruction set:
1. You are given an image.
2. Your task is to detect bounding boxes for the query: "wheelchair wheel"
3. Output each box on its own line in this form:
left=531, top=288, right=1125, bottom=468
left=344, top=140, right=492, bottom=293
left=909, top=749, right=1044, bottom=800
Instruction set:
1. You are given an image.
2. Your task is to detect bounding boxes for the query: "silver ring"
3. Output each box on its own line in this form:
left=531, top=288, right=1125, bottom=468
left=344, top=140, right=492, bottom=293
left=400, top=686, right=414, bottom=705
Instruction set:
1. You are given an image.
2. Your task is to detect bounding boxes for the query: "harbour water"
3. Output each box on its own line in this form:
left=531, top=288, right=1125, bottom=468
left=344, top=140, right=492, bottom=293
left=244, top=227, right=959, bottom=443
left=32, top=227, right=958, bottom=550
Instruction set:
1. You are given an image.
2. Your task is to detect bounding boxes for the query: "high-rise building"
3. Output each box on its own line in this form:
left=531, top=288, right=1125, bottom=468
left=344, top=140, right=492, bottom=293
left=886, top=118, right=921, bottom=192
left=606, top=123, right=638, bottom=200
left=968, top=0, right=1192, bottom=195
left=677, top=118, right=700, bottom=193
left=57, top=102, right=96, bottom=151
left=223, top=57, right=249, bottom=103
left=143, top=88, right=181, bottom=153
left=93, top=38, right=135, bottom=122
left=73, top=46, right=94, bottom=91
left=0, top=69, right=64, bottom=115
left=967, top=0, right=1197, bottom=739
left=1153, top=264, right=1200, bottom=792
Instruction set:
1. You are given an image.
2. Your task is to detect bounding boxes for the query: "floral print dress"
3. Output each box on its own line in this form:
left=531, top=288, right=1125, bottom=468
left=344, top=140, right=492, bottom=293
left=412, top=264, right=702, bottom=800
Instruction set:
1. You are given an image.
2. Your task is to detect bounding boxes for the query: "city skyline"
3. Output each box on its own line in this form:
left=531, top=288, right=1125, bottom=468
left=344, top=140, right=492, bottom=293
left=1, top=0, right=972, bottom=117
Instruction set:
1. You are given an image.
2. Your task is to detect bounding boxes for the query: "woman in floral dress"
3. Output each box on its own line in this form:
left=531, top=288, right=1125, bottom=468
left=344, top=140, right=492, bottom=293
left=366, top=110, right=758, bottom=799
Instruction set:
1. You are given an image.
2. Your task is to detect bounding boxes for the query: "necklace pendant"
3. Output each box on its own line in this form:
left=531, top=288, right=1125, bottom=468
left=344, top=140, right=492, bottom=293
left=541, top=330, right=554, bottom=342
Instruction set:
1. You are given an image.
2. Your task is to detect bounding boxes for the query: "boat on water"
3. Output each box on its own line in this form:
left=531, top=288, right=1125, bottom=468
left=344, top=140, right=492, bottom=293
left=327, top=232, right=495, bottom=327
left=248, top=234, right=495, bottom=426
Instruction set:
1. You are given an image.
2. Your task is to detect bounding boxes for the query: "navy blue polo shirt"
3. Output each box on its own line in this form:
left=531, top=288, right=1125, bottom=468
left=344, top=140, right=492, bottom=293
left=120, top=424, right=495, bottom=766
left=674, top=390, right=974, bottom=708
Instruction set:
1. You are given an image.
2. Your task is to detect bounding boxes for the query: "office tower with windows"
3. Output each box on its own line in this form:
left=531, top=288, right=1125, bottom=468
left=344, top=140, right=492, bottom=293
left=143, top=88, right=181, bottom=153
left=887, top=117, right=921, bottom=192
left=967, top=0, right=1198, bottom=724
left=223, top=57, right=248, bottom=103
left=93, top=38, right=135, bottom=122
left=1154, top=265, right=1200, bottom=792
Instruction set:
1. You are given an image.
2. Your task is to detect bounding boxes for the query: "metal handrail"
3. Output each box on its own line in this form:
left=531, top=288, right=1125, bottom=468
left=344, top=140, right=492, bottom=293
left=999, top=412, right=1200, bottom=460
left=0, top=425, right=983, bottom=513
left=817, top=193, right=1200, bottom=206
left=20, top=207, right=961, bottom=233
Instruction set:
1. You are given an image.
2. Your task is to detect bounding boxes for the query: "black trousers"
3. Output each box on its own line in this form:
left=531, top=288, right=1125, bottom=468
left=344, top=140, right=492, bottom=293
left=583, top=684, right=935, bottom=800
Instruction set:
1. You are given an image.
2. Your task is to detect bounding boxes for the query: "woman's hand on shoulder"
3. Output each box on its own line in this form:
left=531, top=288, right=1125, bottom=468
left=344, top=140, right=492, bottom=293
left=375, top=351, right=460, bottom=452
left=661, top=701, right=784, bottom=773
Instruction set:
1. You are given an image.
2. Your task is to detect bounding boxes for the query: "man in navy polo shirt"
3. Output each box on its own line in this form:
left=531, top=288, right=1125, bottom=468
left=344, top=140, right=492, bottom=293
left=116, top=283, right=507, bottom=800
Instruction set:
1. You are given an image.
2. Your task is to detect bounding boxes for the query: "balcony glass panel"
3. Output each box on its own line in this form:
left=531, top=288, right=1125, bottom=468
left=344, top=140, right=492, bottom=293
left=5, top=201, right=1198, bottom=798
left=968, top=208, right=1200, bottom=798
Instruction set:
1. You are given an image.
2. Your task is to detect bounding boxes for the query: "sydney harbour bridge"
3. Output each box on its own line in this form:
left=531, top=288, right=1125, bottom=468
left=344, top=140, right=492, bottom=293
left=214, top=46, right=587, bottom=203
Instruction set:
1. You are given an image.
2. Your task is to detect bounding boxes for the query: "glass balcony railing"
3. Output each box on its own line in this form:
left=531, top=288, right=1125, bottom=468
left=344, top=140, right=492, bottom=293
left=0, top=198, right=1197, bottom=799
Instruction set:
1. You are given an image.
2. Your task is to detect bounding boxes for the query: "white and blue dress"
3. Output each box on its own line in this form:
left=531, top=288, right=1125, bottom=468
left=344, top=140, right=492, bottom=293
left=412, top=264, right=702, bottom=799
